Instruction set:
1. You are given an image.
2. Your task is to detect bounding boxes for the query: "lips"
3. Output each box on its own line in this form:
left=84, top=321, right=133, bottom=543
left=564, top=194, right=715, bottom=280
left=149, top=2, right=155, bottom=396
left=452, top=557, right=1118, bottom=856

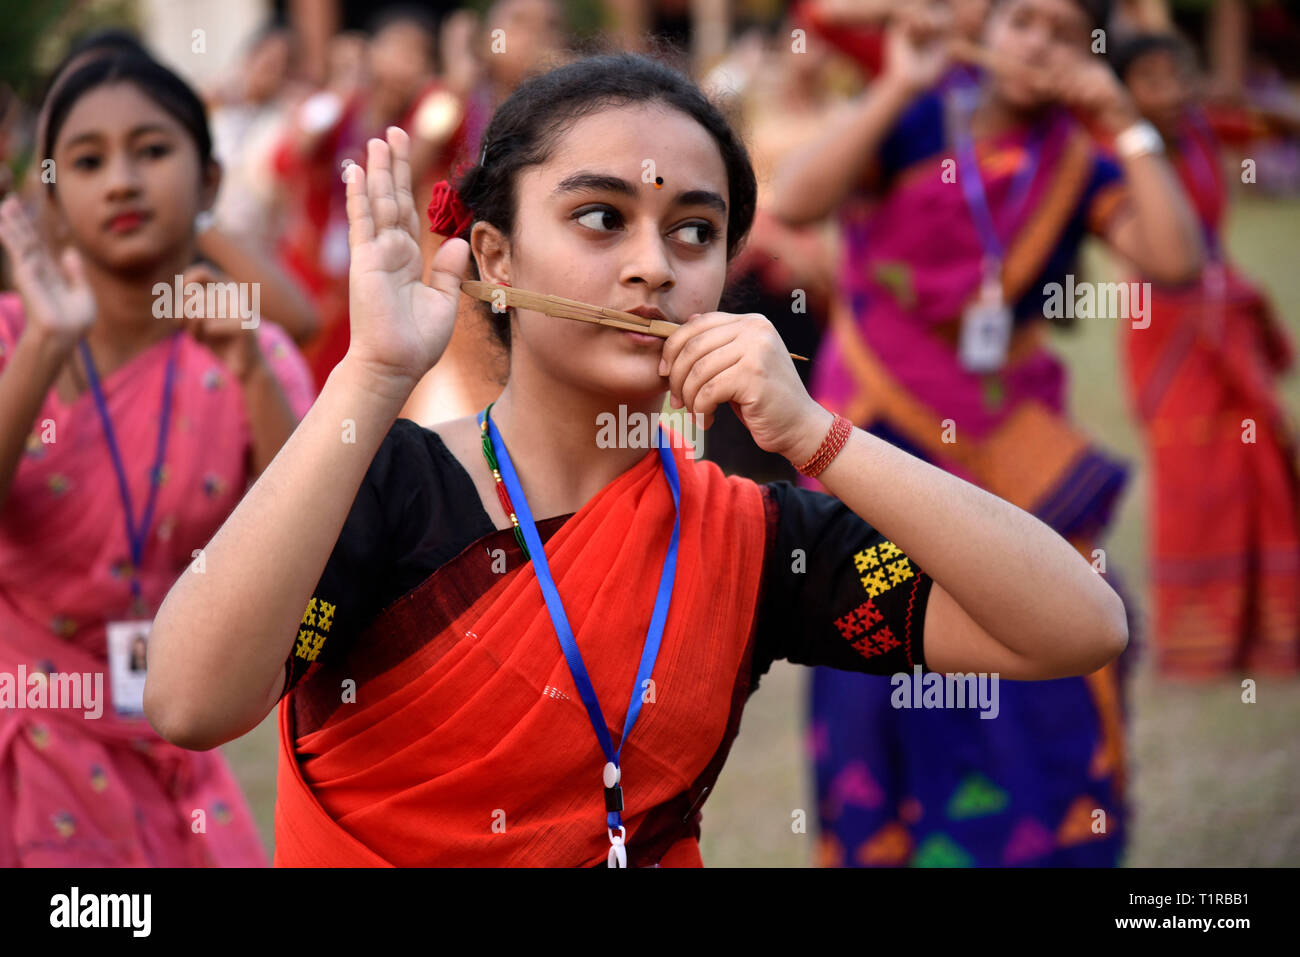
left=106, top=210, right=150, bottom=234
left=623, top=305, right=678, bottom=325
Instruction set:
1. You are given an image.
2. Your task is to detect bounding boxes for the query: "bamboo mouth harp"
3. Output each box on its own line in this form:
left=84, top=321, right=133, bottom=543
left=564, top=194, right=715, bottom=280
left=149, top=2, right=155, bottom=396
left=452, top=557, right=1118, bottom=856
left=460, top=280, right=809, bottom=361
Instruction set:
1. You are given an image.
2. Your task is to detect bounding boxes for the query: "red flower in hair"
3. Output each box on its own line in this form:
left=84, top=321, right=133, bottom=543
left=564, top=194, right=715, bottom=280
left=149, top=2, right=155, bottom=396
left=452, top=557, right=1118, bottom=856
left=427, top=180, right=473, bottom=238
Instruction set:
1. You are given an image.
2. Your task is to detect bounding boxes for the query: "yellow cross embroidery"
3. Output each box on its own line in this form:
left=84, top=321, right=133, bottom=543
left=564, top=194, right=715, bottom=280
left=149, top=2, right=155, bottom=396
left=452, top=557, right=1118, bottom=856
left=861, top=567, right=890, bottom=597
left=853, top=546, right=879, bottom=574
left=300, top=597, right=317, bottom=628
left=316, top=600, right=336, bottom=633
left=887, top=558, right=915, bottom=586
left=294, top=628, right=317, bottom=660
left=877, top=540, right=903, bottom=562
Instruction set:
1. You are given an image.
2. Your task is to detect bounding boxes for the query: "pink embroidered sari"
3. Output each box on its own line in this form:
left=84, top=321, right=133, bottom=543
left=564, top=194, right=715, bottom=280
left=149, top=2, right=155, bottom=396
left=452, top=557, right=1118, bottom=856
left=0, top=293, right=315, bottom=866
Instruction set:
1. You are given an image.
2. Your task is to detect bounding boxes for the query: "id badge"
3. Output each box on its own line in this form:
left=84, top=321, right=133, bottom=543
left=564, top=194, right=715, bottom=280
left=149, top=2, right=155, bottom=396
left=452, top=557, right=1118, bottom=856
left=959, top=273, right=1013, bottom=373
left=107, top=619, right=151, bottom=718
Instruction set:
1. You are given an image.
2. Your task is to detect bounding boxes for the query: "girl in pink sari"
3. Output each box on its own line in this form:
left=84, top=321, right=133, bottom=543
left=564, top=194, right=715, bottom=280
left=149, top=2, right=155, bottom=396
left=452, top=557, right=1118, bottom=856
left=0, top=52, right=314, bottom=865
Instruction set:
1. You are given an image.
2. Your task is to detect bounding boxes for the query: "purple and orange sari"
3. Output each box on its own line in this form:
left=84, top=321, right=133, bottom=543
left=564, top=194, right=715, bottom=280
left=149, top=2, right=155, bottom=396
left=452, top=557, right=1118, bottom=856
left=0, top=295, right=315, bottom=866
left=1122, top=114, right=1300, bottom=678
left=805, top=91, right=1133, bottom=867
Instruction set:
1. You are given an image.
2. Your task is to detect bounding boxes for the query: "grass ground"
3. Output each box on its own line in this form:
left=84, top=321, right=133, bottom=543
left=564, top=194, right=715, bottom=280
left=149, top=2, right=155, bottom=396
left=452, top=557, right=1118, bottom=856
left=223, top=196, right=1300, bottom=866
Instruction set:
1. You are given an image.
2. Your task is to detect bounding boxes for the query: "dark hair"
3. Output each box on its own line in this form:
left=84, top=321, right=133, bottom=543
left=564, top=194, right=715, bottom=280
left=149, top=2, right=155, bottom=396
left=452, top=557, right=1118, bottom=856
left=368, top=3, right=440, bottom=37
left=43, top=28, right=148, bottom=94
left=1110, top=31, right=1196, bottom=83
left=1075, top=0, right=1112, bottom=33
left=453, top=51, right=758, bottom=353
left=994, top=0, right=1113, bottom=33
left=42, top=52, right=213, bottom=172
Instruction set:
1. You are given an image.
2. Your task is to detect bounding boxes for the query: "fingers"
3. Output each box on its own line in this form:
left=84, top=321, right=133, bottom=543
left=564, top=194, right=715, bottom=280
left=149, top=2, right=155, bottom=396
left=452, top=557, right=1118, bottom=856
left=426, top=236, right=471, bottom=300
left=181, top=263, right=220, bottom=287
left=1, top=196, right=64, bottom=299
left=386, top=126, right=421, bottom=240
left=659, top=311, right=741, bottom=379
left=0, top=195, right=43, bottom=264
left=366, top=136, right=399, bottom=234
left=664, top=320, right=742, bottom=405
left=678, top=342, right=745, bottom=415
left=58, top=247, right=87, bottom=289
left=345, top=161, right=373, bottom=248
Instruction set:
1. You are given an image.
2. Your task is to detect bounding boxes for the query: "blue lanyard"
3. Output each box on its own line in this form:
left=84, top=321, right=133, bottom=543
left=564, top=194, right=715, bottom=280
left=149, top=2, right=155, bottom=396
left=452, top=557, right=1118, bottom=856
left=79, top=332, right=183, bottom=614
left=478, top=406, right=681, bottom=847
left=953, top=106, right=1046, bottom=266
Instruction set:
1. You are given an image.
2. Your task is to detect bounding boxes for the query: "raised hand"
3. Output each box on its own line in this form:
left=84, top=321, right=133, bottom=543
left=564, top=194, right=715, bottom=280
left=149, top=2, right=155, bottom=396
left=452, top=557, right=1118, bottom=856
left=0, top=195, right=95, bottom=345
left=1044, top=52, right=1141, bottom=135
left=658, top=311, right=832, bottom=466
left=883, top=1, right=954, bottom=97
left=175, top=261, right=265, bottom=382
left=342, top=126, right=470, bottom=393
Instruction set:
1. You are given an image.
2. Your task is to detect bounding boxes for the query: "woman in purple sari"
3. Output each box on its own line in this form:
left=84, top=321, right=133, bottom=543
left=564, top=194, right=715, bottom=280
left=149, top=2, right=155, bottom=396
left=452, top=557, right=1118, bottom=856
left=771, top=0, right=1203, bottom=866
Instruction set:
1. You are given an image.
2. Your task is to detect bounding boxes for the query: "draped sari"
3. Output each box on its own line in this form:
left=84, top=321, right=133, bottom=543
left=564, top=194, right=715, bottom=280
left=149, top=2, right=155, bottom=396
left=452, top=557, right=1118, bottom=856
left=1122, top=113, right=1300, bottom=677
left=274, top=438, right=773, bottom=867
left=804, top=94, right=1133, bottom=867
left=0, top=294, right=315, bottom=865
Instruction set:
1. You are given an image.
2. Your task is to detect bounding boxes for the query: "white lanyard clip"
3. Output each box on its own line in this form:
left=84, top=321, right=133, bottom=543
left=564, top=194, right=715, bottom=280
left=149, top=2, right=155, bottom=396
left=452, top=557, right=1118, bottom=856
left=607, top=825, right=627, bottom=868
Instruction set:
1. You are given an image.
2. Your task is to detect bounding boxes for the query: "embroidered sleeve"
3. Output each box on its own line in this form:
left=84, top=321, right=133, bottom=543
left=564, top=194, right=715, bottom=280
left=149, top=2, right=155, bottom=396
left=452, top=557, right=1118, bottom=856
left=750, top=482, right=935, bottom=692
left=279, top=420, right=416, bottom=698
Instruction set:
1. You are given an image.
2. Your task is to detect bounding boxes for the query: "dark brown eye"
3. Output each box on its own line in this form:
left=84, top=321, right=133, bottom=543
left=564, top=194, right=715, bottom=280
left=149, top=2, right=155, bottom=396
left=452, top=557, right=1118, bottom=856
left=673, top=222, right=717, bottom=246
left=576, top=207, right=621, bottom=231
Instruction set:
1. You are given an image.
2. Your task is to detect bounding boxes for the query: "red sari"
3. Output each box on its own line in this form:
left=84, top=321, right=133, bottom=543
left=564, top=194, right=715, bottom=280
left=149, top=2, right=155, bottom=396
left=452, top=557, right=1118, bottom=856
left=1122, top=114, right=1300, bottom=677
left=274, top=440, right=770, bottom=867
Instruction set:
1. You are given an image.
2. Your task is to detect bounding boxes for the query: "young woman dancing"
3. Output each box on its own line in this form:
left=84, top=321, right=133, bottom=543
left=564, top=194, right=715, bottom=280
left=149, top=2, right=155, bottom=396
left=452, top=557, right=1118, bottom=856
left=146, top=52, right=1128, bottom=868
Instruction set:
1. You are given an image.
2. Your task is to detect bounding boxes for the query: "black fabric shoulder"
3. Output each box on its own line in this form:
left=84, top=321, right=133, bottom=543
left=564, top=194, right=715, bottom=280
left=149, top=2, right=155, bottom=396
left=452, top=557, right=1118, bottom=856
left=750, top=481, right=934, bottom=693
left=279, top=418, right=494, bottom=697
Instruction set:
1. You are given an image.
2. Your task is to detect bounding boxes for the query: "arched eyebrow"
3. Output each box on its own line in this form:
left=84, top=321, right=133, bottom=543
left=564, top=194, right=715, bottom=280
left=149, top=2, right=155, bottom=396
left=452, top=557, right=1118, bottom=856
left=60, top=124, right=176, bottom=150
left=553, top=171, right=727, bottom=216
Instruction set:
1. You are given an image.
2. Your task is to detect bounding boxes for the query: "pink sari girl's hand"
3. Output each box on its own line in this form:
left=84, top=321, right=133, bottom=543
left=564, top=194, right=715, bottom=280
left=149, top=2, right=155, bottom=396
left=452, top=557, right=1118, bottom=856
left=342, top=126, right=470, bottom=397
left=0, top=194, right=95, bottom=346
left=173, top=261, right=267, bottom=382
left=658, top=311, right=834, bottom=468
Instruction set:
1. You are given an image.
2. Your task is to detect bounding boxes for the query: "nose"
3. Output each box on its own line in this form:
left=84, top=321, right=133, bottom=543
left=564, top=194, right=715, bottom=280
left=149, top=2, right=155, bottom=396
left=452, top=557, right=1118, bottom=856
left=103, top=147, right=144, bottom=201
left=619, top=218, right=675, bottom=294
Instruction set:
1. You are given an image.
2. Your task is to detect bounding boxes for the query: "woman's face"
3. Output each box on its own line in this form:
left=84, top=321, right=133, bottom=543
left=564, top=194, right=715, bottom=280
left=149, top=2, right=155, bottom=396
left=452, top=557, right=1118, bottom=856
left=1126, top=49, right=1191, bottom=138
left=51, top=82, right=214, bottom=274
left=475, top=102, right=730, bottom=401
left=486, top=0, right=566, bottom=89
left=984, top=0, right=1093, bottom=109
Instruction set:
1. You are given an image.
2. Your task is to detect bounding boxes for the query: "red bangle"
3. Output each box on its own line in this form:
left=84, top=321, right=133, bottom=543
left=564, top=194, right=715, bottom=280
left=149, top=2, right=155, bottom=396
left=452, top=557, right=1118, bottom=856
left=795, top=413, right=852, bottom=478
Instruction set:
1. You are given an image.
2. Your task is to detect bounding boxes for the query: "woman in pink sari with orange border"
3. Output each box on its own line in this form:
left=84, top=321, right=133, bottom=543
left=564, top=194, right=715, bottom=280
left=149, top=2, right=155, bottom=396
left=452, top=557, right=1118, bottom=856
left=0, top=52, right=314, bottom=865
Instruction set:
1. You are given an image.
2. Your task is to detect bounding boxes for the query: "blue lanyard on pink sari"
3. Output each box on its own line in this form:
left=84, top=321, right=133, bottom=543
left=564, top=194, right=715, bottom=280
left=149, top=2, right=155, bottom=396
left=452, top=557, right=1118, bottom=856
left=79, top=332, right=183, bottom=614
left=954, top=116, right=1047, bottom=268
left=478, top=406, right=681, bottom=861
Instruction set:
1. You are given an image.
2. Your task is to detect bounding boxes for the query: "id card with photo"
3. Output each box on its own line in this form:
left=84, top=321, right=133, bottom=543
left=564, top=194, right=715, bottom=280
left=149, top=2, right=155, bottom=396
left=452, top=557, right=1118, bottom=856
left=107, top=619, right=152, bottom=718
left=959, top=292, right=1013, bottom=373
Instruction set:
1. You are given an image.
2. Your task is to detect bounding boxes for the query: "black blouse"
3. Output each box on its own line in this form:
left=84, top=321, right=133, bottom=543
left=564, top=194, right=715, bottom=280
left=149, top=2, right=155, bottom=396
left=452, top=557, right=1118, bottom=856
left=282, top=419, right=935, bottom=709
